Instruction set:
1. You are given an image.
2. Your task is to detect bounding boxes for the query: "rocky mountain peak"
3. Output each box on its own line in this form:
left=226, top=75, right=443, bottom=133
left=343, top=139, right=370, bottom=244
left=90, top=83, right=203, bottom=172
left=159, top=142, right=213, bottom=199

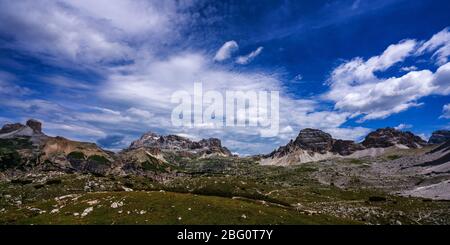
left=0, top=123, right=24, bottom=134
left=268, top=128, right=361, bottom=159
left=128, top=131, right=231, bottom=156
left=26, top=119, right=42, bottom=133
left=428, top=130, right=450, bottom=144
left=0, top=119, right=45, bottom=139
left=362, top=127, right=427, bottom=149
left=293, top=128, right=334, bottom=154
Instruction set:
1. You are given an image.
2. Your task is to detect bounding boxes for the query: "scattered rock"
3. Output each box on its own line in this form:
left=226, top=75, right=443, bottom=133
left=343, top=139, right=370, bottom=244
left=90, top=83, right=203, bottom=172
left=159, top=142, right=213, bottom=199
left=121, top=186, right=133, bottom=192
left=111, top=201, right=124, bottom=209
left=87, top=200, right=99, bottom=205
left=81, top=207, right=93, bottom=217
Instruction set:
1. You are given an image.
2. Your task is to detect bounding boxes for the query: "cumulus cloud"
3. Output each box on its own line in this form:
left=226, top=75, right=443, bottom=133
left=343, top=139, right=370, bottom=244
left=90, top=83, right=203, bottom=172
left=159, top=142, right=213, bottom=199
left=441, top=104, right=450, bottom=119
left=324, top=29, right=450, bottom=121
left=214, top=41, right=239, bottom=61
left=0, top=0, right=186, bottom=66
left=400, top=66, right=417, bottom=72
left=394, top=123, right=412, bottom=130
left=236, top=47, right=264, bottom=65
left=417, top=27, right=450, bottom=65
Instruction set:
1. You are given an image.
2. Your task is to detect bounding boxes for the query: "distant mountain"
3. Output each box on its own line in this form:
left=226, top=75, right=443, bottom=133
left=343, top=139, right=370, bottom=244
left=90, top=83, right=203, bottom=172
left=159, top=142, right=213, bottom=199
left=362, top=127, right=427, bottom=149
left=0, top=119, right=113, bottom=175
left=113, top=131, right=232, bottom=178
left=129, top=131, right=231, bottom=157
left=0, top=119, right=232, bottom=179
left=428, top=130, right=450, bottom=144
left=262, top=127, right=427, bottom=166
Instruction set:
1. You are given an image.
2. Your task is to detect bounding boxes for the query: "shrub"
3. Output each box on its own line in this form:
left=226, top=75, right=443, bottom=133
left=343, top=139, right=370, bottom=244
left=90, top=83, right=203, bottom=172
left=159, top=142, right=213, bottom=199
left=67, top=151, right=85, bottom=160
left=87, top=155, right=110, bottom=165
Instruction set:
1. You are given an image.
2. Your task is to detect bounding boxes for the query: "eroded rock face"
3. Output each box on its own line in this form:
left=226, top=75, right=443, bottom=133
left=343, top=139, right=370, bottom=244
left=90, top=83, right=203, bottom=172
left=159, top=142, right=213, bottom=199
left=0, top=123, right=24, bottom=134
left=293, top=128, right=334, bottom=154
left=128, top=132, right=231, bottom=156
left=362, top=128, right=427, bottom=149
left=331, top=140, right=365, bottom=156
left=0, top=119, right=113, bottom=175
left=26, top=119, right=42, bottom=133
left=428, top=130, right=450, bottom=144
left=268, top=129, right=365, bottom=159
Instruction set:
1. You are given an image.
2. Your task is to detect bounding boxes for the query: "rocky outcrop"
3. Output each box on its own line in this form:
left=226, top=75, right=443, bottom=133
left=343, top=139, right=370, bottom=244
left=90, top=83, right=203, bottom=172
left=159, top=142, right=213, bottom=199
left=263, top=129, right=366, bottom=165
left=129, top=131, right=232, bottom=157
left=428, top=130, right=450, bottom=144
left=362, top=128, right=426, bottom=149
left=268, top=129, right=364, bottom=159
left=0, top=119, right=46, bottom=140
left=293, top=129, right=334, bottom=154
left=0, top=119, right=113, bottom=175
left=331, top=140, right=365, bottom=156
left=0, top=123, right=24, bottom=134
left=264, top=127, right=428, bottom=166
left=26, top=119, right=42, bottom=133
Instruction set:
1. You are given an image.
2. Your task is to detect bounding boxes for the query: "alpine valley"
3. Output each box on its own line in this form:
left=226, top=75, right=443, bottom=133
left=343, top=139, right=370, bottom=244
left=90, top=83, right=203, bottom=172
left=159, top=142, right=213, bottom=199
left=0, top=119, right=449, bottom=224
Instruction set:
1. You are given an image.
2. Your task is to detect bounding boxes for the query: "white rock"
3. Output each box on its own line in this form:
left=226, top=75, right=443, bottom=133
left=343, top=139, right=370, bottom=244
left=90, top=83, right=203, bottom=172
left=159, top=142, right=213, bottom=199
left=87, top=200, right=99, bottom=205
left=110, top=201, right=124, bottom=209
left=122, top=186, right=133, bottom=192
left=81, top=207, right=94, bottom=217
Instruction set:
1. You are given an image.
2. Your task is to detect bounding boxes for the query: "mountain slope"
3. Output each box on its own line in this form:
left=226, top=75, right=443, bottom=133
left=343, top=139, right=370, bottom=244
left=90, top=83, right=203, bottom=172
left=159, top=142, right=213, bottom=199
left=262, top=127, right=427, bottom=166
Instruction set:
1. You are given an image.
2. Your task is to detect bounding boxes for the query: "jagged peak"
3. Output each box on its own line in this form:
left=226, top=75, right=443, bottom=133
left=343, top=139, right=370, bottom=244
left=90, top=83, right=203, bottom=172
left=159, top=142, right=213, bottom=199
left=129, top=131, right=231, bottom=156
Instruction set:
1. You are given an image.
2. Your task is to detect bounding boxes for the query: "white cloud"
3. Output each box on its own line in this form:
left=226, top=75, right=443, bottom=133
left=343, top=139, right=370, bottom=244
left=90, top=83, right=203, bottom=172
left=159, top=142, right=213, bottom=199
left=126, top=107, right=154, bottom=120
left=417, top=27, right=450, bottom=65
left=236, top=47, right=264, bottom=65
left=45, top=121, right=106, bottom=138
left=2, top=1, right=446, bottom=155
left=0, top=0, right=186, bottom=66
left=323, top=127, right=371, bottom=141
left=400, top=66, right=417, bottom=72
left=214, top=41, right=239, bottom=61
left=0, top=72, right=32, bottom=96
left=441, top=104, right=450, bottom=119
left=394, top=123, right=412, bottom=130
left=42, top=75, right=92, bottom=90
left=324, top=29, right=450, bottom=121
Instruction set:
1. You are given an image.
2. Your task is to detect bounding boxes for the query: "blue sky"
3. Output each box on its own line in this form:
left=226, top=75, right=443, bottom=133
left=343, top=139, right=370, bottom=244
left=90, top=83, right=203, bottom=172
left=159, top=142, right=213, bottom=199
left=0, top=0, right=449, bottom=155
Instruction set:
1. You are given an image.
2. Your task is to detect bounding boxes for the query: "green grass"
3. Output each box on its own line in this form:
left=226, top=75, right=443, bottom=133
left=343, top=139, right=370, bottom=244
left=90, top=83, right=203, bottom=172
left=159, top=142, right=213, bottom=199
left=386, top=155, right=401, bottom=160
left=0, top=191, right=357, bottom=225
left=87, top=155, right=110, bottom=165
left=67, top=151, right=85, bottom=160
left=349, top=159, right=365, bottom=165
left=1, top=154, right=449, bottom=225
left=0, top=148, right=22, bottom=170
left=0, top=138, right=32, bottom=149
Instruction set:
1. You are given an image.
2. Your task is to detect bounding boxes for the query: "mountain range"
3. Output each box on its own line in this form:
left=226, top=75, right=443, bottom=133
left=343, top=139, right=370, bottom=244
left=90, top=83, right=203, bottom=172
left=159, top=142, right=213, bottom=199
left=1, top=119, right=450, bottom=224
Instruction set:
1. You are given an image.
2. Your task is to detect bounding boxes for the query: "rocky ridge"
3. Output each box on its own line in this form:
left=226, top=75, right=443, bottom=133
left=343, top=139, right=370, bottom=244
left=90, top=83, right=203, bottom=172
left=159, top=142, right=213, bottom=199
left=263, top=127, right=428, bottom=166
left=0, top=120, right=231, bottom=179
left=428, top=130, right=450, bottom=144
